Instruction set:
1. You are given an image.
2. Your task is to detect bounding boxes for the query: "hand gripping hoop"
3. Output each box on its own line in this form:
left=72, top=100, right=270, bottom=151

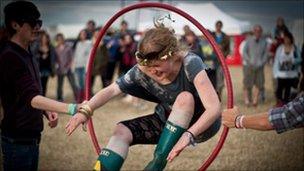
left=84, top=2, right=233, bottom=170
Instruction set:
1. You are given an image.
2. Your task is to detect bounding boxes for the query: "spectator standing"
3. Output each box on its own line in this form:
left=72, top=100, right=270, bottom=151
left=0, top=1, right=69, bottom=170
left=85, top=20, right=96, bottom=40
left=242, top=25, right=268, bottom=107
left=119, top=33, right=137, bottom=75
left=32, top=31, right=56, bottom=96
left=273, top=31, right=301, bottom=106
left=273, top=17, right=289, bottom=41
left=105, top=29, right=121, bottom=84
left=183, top=30, right=203, bottom=58
left=270, top=17, right=289, bottom=59
left=118, top=33, right=139, bottom=106
left=55, top=33, right=79, bottom=102
left=74, top=30, right=92, bottom=100
left=117, top=20, right=134, bottom=37
left=211, top=21, right=230, bottom=98
left=90, top=30, right=110, bottom=94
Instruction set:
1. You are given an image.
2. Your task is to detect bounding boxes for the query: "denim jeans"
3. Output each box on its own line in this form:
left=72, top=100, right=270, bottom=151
left=75, top=67, right=85, bottom=90
left=57, top=70, right=79, bottom=101
left=1, top=136, right=40, bottom=171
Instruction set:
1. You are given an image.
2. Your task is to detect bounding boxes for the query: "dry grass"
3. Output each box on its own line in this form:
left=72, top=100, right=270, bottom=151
left=39, top=66, right=304, bottom=171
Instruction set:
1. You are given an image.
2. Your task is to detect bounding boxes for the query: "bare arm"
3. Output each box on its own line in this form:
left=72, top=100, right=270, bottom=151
left=222, top=107, right=273, bottom=131
left=243, top=113, right=273, bottom=130
left=87, top=82, right=122, bottom=111
left=31, top=82, right=121, bottom=115
left=188, top=70, right=221, bottom=136
left=31, top=95, right=69, bottom=114
left=242, top=40, right=250, bottom=64
left=166, top=70, right=222, bottom=162
left=65, top=82, right=122, bottom=135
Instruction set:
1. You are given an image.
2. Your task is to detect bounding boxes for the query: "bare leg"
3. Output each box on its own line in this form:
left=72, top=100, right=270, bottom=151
left=253, top=86, right=260, bottom=106
left=243, top=87, right=251, bottom=106
left=94, top=124, right=132, bottom=171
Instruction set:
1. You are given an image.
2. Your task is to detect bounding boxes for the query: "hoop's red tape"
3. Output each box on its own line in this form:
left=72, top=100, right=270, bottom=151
left=84, top=2, right=234, bottom=170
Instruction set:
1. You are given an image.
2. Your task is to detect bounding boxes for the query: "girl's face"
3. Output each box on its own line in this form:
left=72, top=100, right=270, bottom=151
left=141, top=58, right=174, bottom=81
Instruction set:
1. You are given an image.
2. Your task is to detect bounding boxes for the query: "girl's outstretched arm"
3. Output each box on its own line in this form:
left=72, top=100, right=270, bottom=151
left=65, top=82, right=122, bottom=135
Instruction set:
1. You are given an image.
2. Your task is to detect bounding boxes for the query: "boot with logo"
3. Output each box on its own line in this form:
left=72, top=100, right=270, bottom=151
left=93, top=148, right=124, bottom=171
left=144, top=121, right=186, bottom=171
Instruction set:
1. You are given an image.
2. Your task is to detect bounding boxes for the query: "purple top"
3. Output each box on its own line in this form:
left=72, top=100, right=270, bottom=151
left=55, top=43, right=74, bottom=75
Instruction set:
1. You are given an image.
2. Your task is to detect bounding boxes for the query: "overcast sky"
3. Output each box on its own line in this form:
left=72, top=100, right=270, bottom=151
left=0, top=0, right=303, bottom=33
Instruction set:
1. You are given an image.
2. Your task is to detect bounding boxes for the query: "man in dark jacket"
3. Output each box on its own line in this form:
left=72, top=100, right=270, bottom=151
left=0, top=1, right=58, bottom=170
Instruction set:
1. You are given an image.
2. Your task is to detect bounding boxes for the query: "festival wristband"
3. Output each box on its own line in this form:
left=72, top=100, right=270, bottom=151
left=239, top=115, right=246, bottom=129
left=235, top=115, right=242, bottom=129
left=68, top=104, right=77, bottom=116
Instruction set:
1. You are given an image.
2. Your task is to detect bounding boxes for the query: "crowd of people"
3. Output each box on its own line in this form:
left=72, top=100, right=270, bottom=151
left=1, top=9, right=302, bottom=108
left=8, top=18, right=141, bottom=106
left=0, top=1, right=303, bottom=171
left=181, top=18, right=303, bottom=108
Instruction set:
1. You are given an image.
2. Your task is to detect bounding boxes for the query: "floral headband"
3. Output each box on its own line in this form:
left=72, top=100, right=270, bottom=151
left=135, top=50, right=173, bottom=66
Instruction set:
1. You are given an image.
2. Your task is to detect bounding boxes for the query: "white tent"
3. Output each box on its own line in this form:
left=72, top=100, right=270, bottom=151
left=137, top=2, right=250, bottom=35
left=290, top=19, right=304, bottom=48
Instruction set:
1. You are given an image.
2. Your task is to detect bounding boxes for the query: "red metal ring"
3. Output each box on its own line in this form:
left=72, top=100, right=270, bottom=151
left=85, top=2, right=234, bottom=170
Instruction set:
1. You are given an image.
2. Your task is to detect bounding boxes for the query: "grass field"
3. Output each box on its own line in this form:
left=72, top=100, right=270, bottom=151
left=39, top=65, right=304, bottom=170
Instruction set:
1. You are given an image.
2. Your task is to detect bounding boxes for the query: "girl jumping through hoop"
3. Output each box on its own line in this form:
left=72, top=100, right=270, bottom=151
left=65, top=24, right=221, bottom=171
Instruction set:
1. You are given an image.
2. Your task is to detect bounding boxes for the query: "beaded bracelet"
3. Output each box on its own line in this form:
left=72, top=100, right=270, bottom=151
left=78, top=104, right=93, bottom=118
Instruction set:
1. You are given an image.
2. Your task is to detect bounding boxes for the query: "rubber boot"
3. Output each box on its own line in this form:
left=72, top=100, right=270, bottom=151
left=93, top=148, right=124, bottom=171
left=145, top=121, right=186, bottom=171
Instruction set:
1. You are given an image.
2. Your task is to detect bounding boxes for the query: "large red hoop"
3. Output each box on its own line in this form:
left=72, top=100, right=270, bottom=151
left=85, top=2, right=233, bottom=170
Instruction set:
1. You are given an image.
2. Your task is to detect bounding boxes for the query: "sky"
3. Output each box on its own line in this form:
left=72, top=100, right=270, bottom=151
left=0, top=0, right=303, bottom=34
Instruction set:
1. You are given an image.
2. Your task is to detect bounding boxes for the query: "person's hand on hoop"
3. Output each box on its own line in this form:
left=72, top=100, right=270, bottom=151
left=222, top=106, right=240, bottom=128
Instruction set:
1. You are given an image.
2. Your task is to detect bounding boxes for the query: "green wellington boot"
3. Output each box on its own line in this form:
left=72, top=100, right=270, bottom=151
left=93, top=148, right=124, bottom=171
left=145, top=121, right=186, bottom=171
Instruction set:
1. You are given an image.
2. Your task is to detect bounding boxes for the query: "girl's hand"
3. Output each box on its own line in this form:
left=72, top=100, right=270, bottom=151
left=167, top=132, right=191, bottom=162
left=45, top=111, right=58, bottom=128
left=65, top=113, right=88, bottom=136
left=222, top=106, right=240, bottom=128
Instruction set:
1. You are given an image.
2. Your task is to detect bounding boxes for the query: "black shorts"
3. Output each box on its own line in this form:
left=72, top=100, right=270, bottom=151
left=120, top=113, right=165, bottom=145
left=120, top=113, right=221, bottom=146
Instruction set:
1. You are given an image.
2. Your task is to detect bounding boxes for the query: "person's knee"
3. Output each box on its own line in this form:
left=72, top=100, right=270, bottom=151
left=113, top=123, right=133, bottom=145
left=174, top=91, right=194, bottom=113
left=169, top=92, right=195, bottom=127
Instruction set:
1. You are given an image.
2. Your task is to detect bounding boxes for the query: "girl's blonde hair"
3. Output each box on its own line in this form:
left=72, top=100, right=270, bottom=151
left=136, top=24, right=188, bottom=66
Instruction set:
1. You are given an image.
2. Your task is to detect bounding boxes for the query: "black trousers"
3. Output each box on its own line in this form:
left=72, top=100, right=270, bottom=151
left=40, top=76, right=49, bottom=96
left=276, top=78, right=298, bottom=103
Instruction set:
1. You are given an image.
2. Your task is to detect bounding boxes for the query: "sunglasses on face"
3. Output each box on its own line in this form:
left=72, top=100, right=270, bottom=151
left=20, top=19, right=43, bottom=28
